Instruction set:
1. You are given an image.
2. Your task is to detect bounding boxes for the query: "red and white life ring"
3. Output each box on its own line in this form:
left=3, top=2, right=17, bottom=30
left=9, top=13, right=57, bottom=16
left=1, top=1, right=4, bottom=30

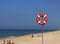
left=36, top=13, right=48, bottom=25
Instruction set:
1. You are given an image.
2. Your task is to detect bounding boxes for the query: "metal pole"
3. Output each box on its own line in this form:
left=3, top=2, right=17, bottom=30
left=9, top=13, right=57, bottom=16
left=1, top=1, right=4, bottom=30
left=42, top=26, right=43, bottom=44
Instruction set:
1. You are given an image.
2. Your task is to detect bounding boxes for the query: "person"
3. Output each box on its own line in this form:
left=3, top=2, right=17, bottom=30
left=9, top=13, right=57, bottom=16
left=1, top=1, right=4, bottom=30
left=32, top=34, right=34, bottom=38
left=12, top=42, right=14, bottom=44
left=6, top=40, right=9, bottom=44
left=8, top=40, right=11, bottom=44
left=2, top=40, right=5, bottom=44
left=6, top=40, right=11, bottom=44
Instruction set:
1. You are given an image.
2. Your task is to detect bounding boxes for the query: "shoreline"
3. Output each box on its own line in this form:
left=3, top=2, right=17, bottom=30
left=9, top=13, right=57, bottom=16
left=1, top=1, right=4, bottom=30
left=0, top=30, right=60, bottom=44
left=0, top=30, right=59, bottom=40
left=0, top=36, right=16, bottom=40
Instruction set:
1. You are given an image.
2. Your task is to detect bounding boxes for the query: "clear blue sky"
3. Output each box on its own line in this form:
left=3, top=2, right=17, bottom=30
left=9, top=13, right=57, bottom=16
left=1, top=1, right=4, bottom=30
left=0, top=0, right=60, bottom=29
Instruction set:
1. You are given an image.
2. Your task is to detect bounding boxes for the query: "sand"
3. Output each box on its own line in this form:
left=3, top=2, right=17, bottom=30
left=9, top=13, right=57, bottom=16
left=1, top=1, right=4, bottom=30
left=0, top=30, right=60, bottom=44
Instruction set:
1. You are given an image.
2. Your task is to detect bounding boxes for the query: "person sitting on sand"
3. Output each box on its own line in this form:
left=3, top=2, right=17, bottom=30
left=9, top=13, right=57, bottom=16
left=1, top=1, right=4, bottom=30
left=6, top=40, right=9, bottom=44
left=6, top=40, right=11, bottom=44
left=12, top=42, right=14, bottom=44
left=8, top=40, right=11, bottom=44
left=2, top=40, right=5, bottom=44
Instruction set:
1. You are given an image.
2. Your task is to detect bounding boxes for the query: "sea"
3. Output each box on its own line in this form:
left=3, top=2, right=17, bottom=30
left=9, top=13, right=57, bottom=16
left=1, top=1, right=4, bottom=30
left=0, top=29, right=58, bottom=39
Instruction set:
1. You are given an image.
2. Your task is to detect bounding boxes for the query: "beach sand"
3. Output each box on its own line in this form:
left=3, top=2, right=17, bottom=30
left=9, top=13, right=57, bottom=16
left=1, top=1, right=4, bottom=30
left=0, top=30, right=60, bottom=44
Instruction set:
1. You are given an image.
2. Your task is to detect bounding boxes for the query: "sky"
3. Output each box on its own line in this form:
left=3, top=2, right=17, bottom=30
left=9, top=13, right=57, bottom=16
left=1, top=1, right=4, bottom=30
left=0, top=0, right=60, bottom=29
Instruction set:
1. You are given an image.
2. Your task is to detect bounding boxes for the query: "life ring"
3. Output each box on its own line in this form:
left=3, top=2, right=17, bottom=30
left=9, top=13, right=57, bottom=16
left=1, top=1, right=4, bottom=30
left=36, top=13, right=48, bottom=25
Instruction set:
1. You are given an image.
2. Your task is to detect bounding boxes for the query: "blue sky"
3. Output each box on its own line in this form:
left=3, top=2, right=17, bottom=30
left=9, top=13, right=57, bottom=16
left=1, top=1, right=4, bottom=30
left=0, top=0, right=60, bottom=29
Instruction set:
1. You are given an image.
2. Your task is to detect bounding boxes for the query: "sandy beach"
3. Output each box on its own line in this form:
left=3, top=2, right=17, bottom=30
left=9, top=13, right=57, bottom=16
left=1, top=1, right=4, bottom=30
left=0, top=30, right=60, bottom=44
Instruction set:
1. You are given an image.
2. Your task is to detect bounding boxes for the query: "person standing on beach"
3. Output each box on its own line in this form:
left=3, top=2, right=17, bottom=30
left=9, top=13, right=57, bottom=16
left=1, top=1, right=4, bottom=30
left=32, top=34, right=34, bottom=38
left=2, top=40, right=5, bottom=44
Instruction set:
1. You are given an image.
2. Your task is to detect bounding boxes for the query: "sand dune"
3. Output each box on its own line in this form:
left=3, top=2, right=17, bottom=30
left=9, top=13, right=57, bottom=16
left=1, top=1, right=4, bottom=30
left=0, top=30, right=60, bottom=44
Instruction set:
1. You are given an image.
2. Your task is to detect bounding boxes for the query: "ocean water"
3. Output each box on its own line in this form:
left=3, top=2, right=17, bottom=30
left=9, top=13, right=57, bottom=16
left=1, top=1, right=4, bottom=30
left=0, top=29, right=57, bottom=39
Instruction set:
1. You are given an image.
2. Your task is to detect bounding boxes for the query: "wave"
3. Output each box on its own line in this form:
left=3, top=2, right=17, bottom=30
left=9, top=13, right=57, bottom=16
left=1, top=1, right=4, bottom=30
left=0, top=36, right=16, bottom=40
